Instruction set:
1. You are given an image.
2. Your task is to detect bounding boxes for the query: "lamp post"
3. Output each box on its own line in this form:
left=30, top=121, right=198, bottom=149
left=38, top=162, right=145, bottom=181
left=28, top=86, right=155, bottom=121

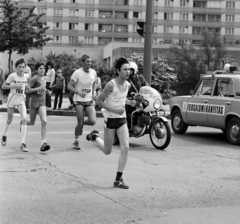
left=143, top=0, right=153, bottom=84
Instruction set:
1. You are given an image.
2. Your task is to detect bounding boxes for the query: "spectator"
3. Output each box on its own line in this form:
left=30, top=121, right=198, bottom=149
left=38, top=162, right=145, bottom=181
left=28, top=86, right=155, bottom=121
left=45, top=61, right=55, bottom=108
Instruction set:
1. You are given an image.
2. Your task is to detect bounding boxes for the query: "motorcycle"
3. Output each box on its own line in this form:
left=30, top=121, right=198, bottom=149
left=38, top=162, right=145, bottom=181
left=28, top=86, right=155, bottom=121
left=114, top=86, right=171, bottom=150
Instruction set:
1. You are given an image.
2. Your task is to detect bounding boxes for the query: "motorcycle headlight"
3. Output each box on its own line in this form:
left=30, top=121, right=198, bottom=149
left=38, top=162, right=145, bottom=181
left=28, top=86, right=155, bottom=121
left=153, top=99, right=161, bottom=110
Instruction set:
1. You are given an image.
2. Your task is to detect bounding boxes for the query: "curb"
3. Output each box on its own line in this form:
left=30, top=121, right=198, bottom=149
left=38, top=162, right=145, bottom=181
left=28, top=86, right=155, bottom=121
left=0, top=108, right=171, bottom=119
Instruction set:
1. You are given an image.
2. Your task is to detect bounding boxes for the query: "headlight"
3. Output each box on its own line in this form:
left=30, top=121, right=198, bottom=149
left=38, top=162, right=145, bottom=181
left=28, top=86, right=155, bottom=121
left=153, top=99, right=161, bottom=110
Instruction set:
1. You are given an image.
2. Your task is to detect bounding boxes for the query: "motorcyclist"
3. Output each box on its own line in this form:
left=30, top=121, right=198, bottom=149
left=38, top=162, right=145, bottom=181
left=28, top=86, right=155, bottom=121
left=126, top=61, right=148, bottom=128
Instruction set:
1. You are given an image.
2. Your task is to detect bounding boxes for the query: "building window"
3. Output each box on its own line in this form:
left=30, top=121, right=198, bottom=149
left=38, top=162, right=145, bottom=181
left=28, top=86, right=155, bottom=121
left=207, top=27, right=220, bottom=33
left=193, top=14, right=206, bottom=21
left=225, top=28, right=234, bottom=35
left=193, top=1, right=207, bottom=8
left=115, top=25, right=128, bottom=32
left=164, top=13, right=173, bottom=20
left=99, top=11, right=113, bottom=18
left=54, top=9, right=63, bottom=16
left=115, top=0, right=129, bottom=5
left=85, top=23, right=94, bottom=31
left=99, top=24, right=112, bottom=32
left=165, top=0, right=174, bottom=6
left=164, top=26, right=173, bottom=33
left=133, top=38, right=142, bottom=43
left=192, top=27, right=204, bottom=35
left=114, top=38, right=128, bottom=42
left=70, top=0, right=76, bottom=3
left=69, top=23, right=78, bottom=30
left=208, top=1, right=222, bottom=8
left=38, top=8, right=46, bottom=14
left=208, top=14, right=221, bottom=22
left=53, top=36, right=62, bottom=43
left=226, top=1, right=235, bottom=8
left=180, top=0, right=189, bottom=7
left=132, top=25, right=137, bottom=32
left=70, top=9, right=79, bottom=16
left=115, top=11, right=128, bottom=19
left=54, top=0, right=63, bottom=2
left=154, top=0, right=158, bottom=6
left=133, top=0, right=142, bottom=5
left=69, top=36, right=78, bottom=43
left=226, top=15, right=235, bottom=22
left=85, top=10, right=94, bottom=17
left=133, top=12, right=139, bottom=18
left=153, top=26, right=158, bottom=33
left=53, top=22, right=62, bottom=29
left=154, top=12, right=158, bottom=19
left=86, top=0, right=95, bottom=3
left=180, top=13, right=189, bottom=20
left=98, top=37, right=112, bottom=45
left=179, top=26, right=188, bottom=33
left=84, top=37, right=94, bottom=44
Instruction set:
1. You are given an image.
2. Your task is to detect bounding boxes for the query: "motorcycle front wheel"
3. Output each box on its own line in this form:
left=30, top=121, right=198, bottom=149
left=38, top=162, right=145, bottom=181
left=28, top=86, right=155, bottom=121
left=149, top=120, right=171, bottom=150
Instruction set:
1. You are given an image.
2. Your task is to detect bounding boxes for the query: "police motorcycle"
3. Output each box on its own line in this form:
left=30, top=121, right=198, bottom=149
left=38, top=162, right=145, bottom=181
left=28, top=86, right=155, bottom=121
left=114, top=85, right=171, bottom=150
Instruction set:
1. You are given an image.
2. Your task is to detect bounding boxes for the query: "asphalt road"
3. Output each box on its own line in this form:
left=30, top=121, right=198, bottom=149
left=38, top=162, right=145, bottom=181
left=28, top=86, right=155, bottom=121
left=0, top=113, right=240, bottom=224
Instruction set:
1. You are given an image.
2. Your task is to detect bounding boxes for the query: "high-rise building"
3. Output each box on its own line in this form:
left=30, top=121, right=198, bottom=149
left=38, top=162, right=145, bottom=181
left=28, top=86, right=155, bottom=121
left=14, top=0, right=240, bottom=46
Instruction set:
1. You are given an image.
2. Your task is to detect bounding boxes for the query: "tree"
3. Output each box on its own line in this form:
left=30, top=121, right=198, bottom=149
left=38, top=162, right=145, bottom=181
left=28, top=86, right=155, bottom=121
left=0, top=0, right=52, bottom=73
left=200, top=30, right=227, bottom=70
left=169, top=44, right=205, bottom=86
left=128, top=53, right=178, bottom=99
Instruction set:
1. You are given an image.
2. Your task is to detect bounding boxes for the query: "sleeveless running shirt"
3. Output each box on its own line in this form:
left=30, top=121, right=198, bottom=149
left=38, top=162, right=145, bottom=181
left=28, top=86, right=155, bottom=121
left=102, top=79, right=130, bottom=118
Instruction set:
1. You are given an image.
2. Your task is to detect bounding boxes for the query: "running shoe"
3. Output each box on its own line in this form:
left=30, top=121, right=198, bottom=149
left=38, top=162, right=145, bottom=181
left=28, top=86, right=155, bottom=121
left=73, top=140, right=81, bottom=150
left=1, top=135, right=7, bottom=146
left=40, top=143, right=50, bottom=152
left=114, top=178, right=129, bottom=189
left=19, top=143, right=28, bottom=152
left=86, top=130, right=99, bottom=141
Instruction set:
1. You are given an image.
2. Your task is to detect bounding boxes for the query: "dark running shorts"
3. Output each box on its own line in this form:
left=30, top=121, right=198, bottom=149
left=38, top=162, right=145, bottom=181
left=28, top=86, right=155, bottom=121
left=30, top=98, right=45, bottom=110
left=74, top=101, right=93, bottom=108
left=104, top=118, right=127, bottom=130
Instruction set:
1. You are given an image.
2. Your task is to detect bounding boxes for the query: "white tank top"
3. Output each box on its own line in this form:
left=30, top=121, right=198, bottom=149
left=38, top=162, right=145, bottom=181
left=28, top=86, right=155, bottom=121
left=102, top=79, right=130, bottom=118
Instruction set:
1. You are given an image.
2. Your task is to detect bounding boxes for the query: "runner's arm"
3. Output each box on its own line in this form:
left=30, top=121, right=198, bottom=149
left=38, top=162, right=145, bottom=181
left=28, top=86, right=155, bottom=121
left=67, top=79, right=85, bottom=98
left=26, top=77, right=44, bottom=93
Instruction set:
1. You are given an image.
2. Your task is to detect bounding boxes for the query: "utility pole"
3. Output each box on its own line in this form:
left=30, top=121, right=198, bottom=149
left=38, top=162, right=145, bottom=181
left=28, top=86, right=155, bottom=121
left=143, top=0, right=153, bottom=84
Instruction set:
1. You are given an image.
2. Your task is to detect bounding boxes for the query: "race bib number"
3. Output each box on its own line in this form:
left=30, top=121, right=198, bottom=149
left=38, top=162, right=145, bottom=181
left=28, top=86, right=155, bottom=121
left=16, top=89, right=23, bottom=95
left=82, top=88, right=91, bottom=94
left=37, top=89, right=44, bottom=94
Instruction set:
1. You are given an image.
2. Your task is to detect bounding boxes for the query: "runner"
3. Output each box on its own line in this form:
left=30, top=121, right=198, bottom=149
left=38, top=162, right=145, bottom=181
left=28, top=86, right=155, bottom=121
left=25, top=62, right=50, bottom=152
left=68, top=54, right=98, bottom=150
left=86, top=57, right=136, bottom=189
left=1, top=58, right=30, bottom=152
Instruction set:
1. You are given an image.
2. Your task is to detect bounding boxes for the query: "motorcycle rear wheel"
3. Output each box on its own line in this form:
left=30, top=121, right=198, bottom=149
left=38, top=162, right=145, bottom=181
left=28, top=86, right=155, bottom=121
left=149, top=120, right=171, bottom=150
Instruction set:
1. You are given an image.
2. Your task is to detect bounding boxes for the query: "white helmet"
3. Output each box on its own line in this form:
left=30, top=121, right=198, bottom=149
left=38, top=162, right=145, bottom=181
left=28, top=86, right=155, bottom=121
left=224, top=63, right=231, bottom=72
left=129, top=61, right=138, bottom=74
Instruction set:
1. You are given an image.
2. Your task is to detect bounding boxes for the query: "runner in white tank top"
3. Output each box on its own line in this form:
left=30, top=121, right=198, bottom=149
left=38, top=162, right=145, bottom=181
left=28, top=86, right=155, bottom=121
left=86, top=57, right=137, bottom=189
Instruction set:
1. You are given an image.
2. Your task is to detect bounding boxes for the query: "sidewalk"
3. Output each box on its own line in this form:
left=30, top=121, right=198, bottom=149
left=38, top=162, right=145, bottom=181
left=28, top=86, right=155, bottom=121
left=0, top=95, right=170, bottom=118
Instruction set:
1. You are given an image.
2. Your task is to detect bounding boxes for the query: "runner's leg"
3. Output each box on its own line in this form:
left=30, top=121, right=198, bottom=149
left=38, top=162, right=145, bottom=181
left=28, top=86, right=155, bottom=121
left=38, top=106, right=47, bottom=143
left=18, top=104, right=27, bottom=145
left=27, top=108, right=37, bottom=125
left=3, top=107, right=14, bottom=136
left=116, top=123, right=129, bottom=173
left=93, top=127, right=115, bottom=155
left=84, top=105, right=96, bottom=126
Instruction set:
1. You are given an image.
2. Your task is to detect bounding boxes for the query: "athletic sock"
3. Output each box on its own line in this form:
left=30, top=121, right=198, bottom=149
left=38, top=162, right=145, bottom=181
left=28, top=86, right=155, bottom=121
left=42, top=139, right=47, bottom=145
left=3, top=123, right=9, bottom=136
left=20, top=124, right=27, bottom=144
left=116, top=172, right=123, bottom=181
left=75, top=136, right=79, bottom=142
left=92, top=133, right=98, bottom=141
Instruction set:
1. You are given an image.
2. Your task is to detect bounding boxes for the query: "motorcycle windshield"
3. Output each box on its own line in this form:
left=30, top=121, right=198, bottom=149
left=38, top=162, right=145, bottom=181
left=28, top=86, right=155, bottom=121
left=139, top=86, right=162, bottom=101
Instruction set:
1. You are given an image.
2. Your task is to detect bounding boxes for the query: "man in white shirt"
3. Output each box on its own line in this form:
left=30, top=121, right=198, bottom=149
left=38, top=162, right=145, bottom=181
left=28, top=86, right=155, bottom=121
left=68, top=54, right=98, bottom=150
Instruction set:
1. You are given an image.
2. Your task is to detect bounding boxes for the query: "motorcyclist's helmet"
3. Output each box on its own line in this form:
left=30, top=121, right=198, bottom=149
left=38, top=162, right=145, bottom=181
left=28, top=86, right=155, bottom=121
left=129, top=61, right=138, bottom=75
left=224, top=63, right=231, bottom=72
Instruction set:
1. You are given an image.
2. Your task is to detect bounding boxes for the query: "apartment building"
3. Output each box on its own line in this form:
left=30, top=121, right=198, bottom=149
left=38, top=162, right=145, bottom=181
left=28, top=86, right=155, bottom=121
left=14, top=0, right=240, bottom=46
